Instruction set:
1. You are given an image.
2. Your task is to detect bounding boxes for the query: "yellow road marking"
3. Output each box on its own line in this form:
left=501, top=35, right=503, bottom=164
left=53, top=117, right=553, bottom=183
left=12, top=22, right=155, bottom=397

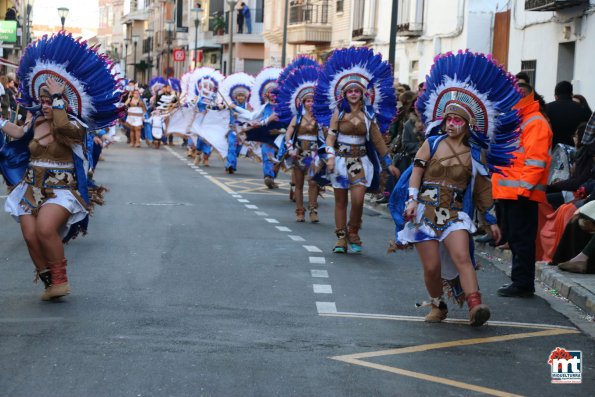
left=203, top=175, right=235, bottom=193
left=334, top=357, right=524, bottom=397
left=327, top=312, right=579, bottom=396
left=332, top=328, right=578, bottom=361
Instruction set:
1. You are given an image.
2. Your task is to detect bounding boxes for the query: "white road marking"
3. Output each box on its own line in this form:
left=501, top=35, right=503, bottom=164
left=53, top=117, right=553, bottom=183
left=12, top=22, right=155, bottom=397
left=238, top=199, right=250, bottom=203
left=288, top=235, right=305, bottom=242
left=265, top=218, right=279, bottom=224
left=190, top=165, right=199, bottom=169
left=311, top=269, right=328, bottom=278
left=303, top=245, right=322, bottom=253
left=245, top=205, right=258, bottom=209
left=276, top=226, right=291, bottom=232
left=255, top=211, right=269, bottom=216
left=309, top=256, right=326, bottom=264
left=320, top=312, right=579, bottom=330
left=316, top=302, right=337, bottom=314
left=232, top=195, right=242, bottom=198
left=313, top=284, right=333, bottom=294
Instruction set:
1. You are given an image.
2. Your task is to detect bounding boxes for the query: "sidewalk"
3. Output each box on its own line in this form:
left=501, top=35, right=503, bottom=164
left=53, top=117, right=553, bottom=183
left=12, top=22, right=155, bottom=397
left=364, top=196, right=595, bottom=317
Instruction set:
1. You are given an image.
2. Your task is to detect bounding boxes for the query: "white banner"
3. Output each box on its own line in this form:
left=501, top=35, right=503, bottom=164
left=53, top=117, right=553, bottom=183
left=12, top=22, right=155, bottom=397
left=167, top=106, right=195, bottom=135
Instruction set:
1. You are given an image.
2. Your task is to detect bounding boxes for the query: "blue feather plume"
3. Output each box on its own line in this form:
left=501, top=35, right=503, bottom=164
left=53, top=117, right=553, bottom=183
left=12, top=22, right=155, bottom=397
left=276, top=65, right=320, bottom=125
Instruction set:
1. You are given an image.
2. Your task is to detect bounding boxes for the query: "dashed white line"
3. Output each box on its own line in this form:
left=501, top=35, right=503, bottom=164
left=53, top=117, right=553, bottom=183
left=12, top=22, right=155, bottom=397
left=276, top=226, right=291, bottom=232
left=255, top=211, right=269, bottom=216
left=311, top=269, right=328, bottom=278
left=288, top=235, right=305, bottom=242
left=313, top=284, right=333, bottom=294
left=232, top=195, right=243, bottom=198
left=238, top=199, right=250, bottom=203
left=245, top=204, right=258, bottom=209
left=309, top=256, right=326, bottom=264
left=303, top=245, right=322, bottom=253
left=265, top=218, right=280, bottom=224
left=316, top=302, right=337, bottom=314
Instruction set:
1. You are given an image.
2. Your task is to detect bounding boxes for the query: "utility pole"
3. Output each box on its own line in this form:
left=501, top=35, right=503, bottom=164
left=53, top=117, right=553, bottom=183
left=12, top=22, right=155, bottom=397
left=227, top=1, right=237, bottom=75
left=388, top=0, right=399, bottom=71
left=281, top=0, right=289, bottom=67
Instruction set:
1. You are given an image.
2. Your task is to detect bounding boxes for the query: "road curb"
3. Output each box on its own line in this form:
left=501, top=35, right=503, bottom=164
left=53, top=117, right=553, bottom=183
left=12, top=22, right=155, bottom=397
left=364, top=196, right=595, bottom=317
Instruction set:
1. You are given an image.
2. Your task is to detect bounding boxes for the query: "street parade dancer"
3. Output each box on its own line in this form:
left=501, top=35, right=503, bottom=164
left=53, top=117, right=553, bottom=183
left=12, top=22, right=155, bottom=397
left=313, top=47, right=399, bottom=253
left=124, top=88, right=146, bottom=148
left=237, top=67, right=284, bottom=189
left=219, top=72, right=254, bottom=174
left=276, top=64, right=326, bottom=222
left=276, top=56, right=321, bottom=201
left=388, top=51, right=521, bottom=326
left=0, top=32, right=123, bottom=300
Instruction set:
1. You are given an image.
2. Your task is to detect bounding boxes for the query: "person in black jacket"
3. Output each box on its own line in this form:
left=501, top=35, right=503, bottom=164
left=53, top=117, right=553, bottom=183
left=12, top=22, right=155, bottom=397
left=546, top=81, right=591, bottom=146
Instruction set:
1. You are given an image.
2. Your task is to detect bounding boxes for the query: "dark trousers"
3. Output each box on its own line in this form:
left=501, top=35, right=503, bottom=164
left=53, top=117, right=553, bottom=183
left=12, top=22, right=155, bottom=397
left=500, top=198, right=538, bottom=290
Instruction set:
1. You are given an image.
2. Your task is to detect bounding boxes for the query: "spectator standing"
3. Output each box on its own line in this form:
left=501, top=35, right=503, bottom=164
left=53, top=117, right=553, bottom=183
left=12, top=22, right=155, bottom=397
left=493, top=84, right=553, bottom=297
left=0, top=75, right=9, bottom=119
left=237, top=3, right=244, bottom=33
left=546, top=81, right=591, bottom=146
left=242, top=2, right=252, bottom=34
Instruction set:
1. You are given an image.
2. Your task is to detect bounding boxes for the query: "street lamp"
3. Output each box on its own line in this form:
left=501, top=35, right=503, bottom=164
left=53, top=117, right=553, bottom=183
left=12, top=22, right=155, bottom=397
left=132, top=34, right=139, bottom=81
left=166, top=21, right=174, bottom=78
left=123, top=38, right=129, bottom=79
left=227, top=0, right=237, bottom=75
left=25, top=0, right=35, bottom=45
left=145, top=28, right=154, bottom=83
left=57, top=7, right=69, bottom=31
left=191, top=7, right=204, bottom=69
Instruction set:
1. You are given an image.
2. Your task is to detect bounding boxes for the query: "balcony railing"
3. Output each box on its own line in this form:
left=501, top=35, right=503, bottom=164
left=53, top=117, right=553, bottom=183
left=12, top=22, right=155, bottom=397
left=525, top=0, right=588, bottom=11
left=289, top=1, right=330, bottom=25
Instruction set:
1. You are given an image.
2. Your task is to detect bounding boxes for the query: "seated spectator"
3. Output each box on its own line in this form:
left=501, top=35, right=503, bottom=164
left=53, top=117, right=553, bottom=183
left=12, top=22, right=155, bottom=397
left=553, top=199, right=595, bottom=274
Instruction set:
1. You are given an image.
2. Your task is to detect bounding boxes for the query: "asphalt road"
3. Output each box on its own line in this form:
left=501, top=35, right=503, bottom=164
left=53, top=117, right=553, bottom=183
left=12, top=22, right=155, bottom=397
left=1, top=142, right=593, bottom=397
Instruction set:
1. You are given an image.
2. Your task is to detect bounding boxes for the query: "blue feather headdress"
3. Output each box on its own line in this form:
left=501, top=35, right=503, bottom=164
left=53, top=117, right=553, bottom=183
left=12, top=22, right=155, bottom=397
left=416, top=50, right=521, bottom=171
left=220, top=72, right=255, bottom=105
left=168, top=78, right=181, bottom=93
left=313, top=47, right=396, bottom=133
left=276, top=65, right=320, bottom=125
left=149, top=76, right=168, bottom=95
left=277, top=56, right=319, bottom=89
left=249, top=67, right=282, bottom=111
left=17, top=32, right=124, bottom=130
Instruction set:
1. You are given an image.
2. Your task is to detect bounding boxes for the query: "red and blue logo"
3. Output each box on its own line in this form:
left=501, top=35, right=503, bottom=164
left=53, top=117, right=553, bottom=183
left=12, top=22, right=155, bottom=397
left=548, top=347, right=582, bottom=384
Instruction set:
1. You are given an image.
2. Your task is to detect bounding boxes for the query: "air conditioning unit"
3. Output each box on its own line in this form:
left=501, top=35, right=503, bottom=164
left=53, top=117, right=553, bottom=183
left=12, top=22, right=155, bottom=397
left=525, top=0, right=589, bottom=11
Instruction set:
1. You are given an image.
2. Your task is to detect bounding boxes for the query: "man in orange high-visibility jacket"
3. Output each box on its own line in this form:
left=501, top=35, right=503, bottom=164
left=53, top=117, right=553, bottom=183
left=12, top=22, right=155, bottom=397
left=493, top=83, right=552, bottom=297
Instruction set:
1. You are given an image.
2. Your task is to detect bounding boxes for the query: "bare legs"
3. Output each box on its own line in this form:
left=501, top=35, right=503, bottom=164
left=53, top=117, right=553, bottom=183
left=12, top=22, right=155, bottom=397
left=414, top=229, right=489, bottom=325
left=129, top=126, right=141, bottom=147
left=19, top=204, right=72, bottom=299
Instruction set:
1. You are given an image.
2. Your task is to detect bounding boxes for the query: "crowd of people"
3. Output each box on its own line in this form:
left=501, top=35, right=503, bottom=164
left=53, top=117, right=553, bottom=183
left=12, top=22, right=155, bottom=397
left=1, top=32, right=594, bottom=329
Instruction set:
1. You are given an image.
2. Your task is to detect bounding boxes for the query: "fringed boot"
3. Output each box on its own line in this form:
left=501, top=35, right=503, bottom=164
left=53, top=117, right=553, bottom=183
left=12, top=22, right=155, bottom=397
left=424, top=297, right=448, bottom=323
left=295, top=208, right=305, bottom=222
left=308, top=205, right=319, bottom=223
left=41, top=259, right=70, bottom=301
left=347, top=222, right=363, bottom=253
left=203, top=154, right=210, bottom=167
left=333, top=228, right=348, bottom=254
left=467, top=291, right=490, bottom=327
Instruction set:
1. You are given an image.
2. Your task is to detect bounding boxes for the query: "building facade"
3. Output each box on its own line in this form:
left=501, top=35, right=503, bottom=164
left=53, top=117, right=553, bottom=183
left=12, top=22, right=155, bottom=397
left=508, top=0, right=595, bottom=105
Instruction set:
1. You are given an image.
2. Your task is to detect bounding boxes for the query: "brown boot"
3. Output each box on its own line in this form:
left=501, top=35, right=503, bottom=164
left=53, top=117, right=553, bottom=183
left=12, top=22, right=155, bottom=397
left=194, top=153, right=202, bottom=165
left=467, top=291, right=490, bottom=327
left=295, top=208, right=305, bottom=222
left=347, top=222, right=362, bottom=253
left=333, top=228, right=348, bottom=253
left=42, top=259, right=70, bottom=301
left=308, top=205, right=319, bottom=223
left=203, top=155, right=210, bottom=167
left=264, top=176, right=275, bottom=189
left=36, top=269, right=52, bottom=297
left=424, top=299, right=448, bottom=323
